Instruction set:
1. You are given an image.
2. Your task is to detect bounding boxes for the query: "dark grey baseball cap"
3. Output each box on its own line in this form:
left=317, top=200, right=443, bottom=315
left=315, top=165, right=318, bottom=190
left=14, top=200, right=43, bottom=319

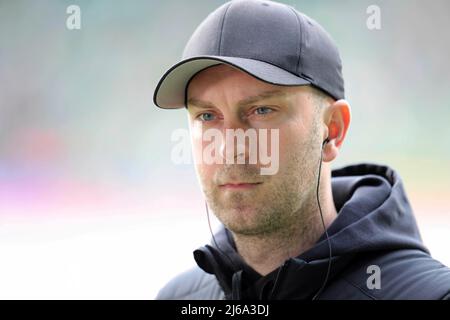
left=153, top=0, right=344, bottom=109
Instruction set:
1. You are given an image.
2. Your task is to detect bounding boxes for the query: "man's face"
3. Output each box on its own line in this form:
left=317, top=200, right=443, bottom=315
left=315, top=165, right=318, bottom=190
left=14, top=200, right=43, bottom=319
left=186, top=64, right=325, bottom=237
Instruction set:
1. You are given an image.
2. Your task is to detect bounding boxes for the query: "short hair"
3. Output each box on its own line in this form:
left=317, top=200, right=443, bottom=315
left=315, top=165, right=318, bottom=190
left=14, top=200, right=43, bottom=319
left=309, top=86, right=334, bottom=111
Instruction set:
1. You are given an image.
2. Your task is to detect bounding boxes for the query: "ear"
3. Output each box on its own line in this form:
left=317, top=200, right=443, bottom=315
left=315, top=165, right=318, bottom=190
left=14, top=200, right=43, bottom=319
left=322, top=99, right=351, bottom=162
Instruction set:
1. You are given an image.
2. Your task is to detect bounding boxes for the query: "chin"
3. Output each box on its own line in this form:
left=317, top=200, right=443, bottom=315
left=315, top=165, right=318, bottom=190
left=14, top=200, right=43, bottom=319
left=217, top=205, right=262, bottom=231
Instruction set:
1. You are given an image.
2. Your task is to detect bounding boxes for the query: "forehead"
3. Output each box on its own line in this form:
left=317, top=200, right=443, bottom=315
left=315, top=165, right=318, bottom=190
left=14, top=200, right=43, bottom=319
left=186, top=64, right=307, bottom=103
left=186, top=64, right=310, bottom=110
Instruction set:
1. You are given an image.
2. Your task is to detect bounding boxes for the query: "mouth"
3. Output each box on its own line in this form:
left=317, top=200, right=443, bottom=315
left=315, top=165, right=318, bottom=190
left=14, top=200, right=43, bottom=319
left=219, top=182, right=263, bottom=190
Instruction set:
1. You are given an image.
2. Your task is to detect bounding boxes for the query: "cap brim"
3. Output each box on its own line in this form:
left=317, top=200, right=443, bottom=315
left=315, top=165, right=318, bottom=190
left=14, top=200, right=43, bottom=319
left=153, top=56, right=311, bottom=109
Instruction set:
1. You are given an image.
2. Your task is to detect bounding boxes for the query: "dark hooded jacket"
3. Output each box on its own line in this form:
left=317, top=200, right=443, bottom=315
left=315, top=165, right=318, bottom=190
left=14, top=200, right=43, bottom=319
left=156, top=163, right=450, bottom=300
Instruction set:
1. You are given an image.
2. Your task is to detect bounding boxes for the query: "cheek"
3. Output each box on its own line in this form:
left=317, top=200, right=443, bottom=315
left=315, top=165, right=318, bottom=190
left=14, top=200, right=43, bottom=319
left=190, top=129, right=210, bottom=165
left=276, top=125, right=304, bottom=168
left=193, top=142, right=219, bottom=187
left=195, top=162, right=215, bottom=182
left=191, top=136, right=203, bottom=163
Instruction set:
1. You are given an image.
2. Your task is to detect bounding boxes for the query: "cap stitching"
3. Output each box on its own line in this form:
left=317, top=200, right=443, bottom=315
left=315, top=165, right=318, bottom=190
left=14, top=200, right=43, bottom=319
left=218, top=2, right=233, bottom=56
left=288, top=6, right=303, bottom=76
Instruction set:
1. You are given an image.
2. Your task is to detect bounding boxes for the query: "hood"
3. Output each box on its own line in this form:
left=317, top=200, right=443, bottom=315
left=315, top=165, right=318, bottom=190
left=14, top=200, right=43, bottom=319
left=193, top=162, right=429, bottom=299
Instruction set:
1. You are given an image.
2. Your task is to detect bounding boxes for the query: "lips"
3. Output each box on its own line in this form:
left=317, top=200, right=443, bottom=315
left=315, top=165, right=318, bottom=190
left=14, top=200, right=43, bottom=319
left=219, top=182, right=262, bottom=190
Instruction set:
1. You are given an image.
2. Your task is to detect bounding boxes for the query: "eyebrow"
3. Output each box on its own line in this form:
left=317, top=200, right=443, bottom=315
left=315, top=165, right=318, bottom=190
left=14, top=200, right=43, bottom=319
left=187, top=89, right=288, bottom=109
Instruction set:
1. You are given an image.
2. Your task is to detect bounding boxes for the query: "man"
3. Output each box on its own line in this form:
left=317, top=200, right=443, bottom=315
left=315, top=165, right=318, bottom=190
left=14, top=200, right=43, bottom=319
left=153, top=0, right=450, bottom=299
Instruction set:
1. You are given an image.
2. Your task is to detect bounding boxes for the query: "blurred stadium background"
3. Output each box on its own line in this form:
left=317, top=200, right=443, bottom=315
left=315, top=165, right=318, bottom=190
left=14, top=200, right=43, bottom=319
left=0, top=0, right=449, bottom=299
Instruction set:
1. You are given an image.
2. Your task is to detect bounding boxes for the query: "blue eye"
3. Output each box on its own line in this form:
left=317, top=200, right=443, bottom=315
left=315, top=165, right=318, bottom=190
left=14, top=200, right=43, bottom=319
left=254, top=106, right=273, bottom=115
left=199, top=112, right=216, bottom=121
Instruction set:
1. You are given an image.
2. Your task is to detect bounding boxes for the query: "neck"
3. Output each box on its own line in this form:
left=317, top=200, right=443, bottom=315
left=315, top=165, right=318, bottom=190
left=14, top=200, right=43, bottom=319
left=232, top=164, right=337, bottom=276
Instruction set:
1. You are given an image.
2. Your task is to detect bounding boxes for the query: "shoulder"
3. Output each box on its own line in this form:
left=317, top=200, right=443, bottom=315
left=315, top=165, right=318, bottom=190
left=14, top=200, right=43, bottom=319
left=324, top=249, right=450, bottom=300
left=156, top=266, right=224, bottom=300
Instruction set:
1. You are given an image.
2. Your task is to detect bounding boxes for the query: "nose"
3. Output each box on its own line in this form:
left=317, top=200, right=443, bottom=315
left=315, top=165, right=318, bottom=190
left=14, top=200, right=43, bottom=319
left=219, top=118, right=253, bottom=164
left=219, top=139, right=247, bottom=164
